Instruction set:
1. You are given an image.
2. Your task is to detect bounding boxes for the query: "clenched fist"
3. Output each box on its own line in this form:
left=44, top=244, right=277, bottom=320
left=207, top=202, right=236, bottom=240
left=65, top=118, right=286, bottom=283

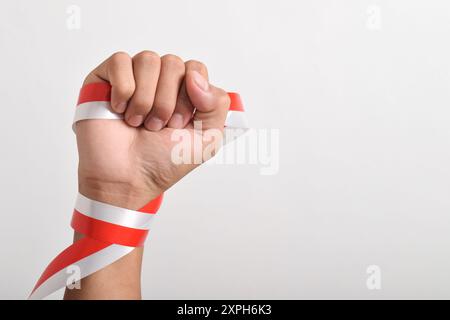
left=76, top=51, right=230, bottom=209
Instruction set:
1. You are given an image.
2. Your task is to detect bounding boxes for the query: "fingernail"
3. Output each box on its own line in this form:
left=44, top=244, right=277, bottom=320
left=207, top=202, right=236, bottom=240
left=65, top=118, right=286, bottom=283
left=128, top=115, right=144, bottom=127
left=168, top=113, right=184, bottom=129
left=192, top=71, right=209, bottom=92
left=145, top=117, right=164, bottom=131
left=116, top=102, right=127, bottom=113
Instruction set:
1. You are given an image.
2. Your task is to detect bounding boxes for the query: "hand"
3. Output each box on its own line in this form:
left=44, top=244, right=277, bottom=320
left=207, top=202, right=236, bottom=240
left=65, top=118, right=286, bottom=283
left=76, top=51, right=230, bottom=209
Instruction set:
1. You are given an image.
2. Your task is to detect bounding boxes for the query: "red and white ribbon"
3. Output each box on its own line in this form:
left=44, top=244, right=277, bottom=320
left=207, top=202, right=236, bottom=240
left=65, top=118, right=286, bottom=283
left=29, top=83, right=247, bottom=299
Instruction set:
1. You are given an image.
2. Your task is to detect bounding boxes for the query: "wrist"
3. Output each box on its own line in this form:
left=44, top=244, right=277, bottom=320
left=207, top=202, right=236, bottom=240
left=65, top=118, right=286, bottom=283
left=78, top=177, right=160, bottom=210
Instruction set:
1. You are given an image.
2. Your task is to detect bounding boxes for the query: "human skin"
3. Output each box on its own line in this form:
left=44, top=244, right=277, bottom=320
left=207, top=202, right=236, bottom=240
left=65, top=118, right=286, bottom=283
left=63, top=51, right=230, bottom=299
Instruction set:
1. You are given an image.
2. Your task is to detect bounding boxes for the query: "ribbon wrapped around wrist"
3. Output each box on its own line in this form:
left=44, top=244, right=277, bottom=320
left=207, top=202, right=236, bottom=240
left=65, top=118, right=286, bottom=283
left=29, top=82, right=247, bottom=299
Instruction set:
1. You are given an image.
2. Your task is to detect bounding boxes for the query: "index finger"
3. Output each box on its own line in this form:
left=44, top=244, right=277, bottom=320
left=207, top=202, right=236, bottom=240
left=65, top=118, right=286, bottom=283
left=83, top=52, right=136, bottom=113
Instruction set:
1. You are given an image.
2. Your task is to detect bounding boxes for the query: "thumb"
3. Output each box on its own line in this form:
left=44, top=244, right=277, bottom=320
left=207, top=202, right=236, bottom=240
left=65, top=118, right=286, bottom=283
left=185, top=70, right=230, bottom=130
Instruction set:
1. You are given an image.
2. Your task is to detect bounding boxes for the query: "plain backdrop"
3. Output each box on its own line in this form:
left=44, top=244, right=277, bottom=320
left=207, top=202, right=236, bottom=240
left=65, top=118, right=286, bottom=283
left=1, top=0, right=450, bottom=299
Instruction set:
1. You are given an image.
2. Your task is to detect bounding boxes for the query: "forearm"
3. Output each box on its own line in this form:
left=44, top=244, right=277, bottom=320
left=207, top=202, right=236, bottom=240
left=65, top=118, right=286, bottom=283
left=63, top=237, right=144, bottom=300
left=63, top=181, right=153, bottom=300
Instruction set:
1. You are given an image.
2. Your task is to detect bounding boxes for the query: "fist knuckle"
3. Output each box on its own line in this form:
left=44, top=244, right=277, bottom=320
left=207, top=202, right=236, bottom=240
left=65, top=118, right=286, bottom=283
left=134, top=50, right=160, bottom=65
left=162, top=54, right=185, bottom=72
left=110, top=51, right=131, bottom=64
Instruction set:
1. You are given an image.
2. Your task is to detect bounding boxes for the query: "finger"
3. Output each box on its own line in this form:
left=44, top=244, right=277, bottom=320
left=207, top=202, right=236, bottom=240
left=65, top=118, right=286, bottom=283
left=144, top=54, right=185, bottom=131
left=168, top=60, right=209, bottom=129
left=185, top=70, right=230, bottom=130
left=125, top=51, right=161, bottom=127
left=84, top=51, right=135, bottom=114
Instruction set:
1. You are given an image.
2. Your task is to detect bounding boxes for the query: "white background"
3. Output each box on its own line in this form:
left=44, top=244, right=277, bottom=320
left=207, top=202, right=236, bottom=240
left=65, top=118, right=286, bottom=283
left=1, top=0, right=450, bottom=299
